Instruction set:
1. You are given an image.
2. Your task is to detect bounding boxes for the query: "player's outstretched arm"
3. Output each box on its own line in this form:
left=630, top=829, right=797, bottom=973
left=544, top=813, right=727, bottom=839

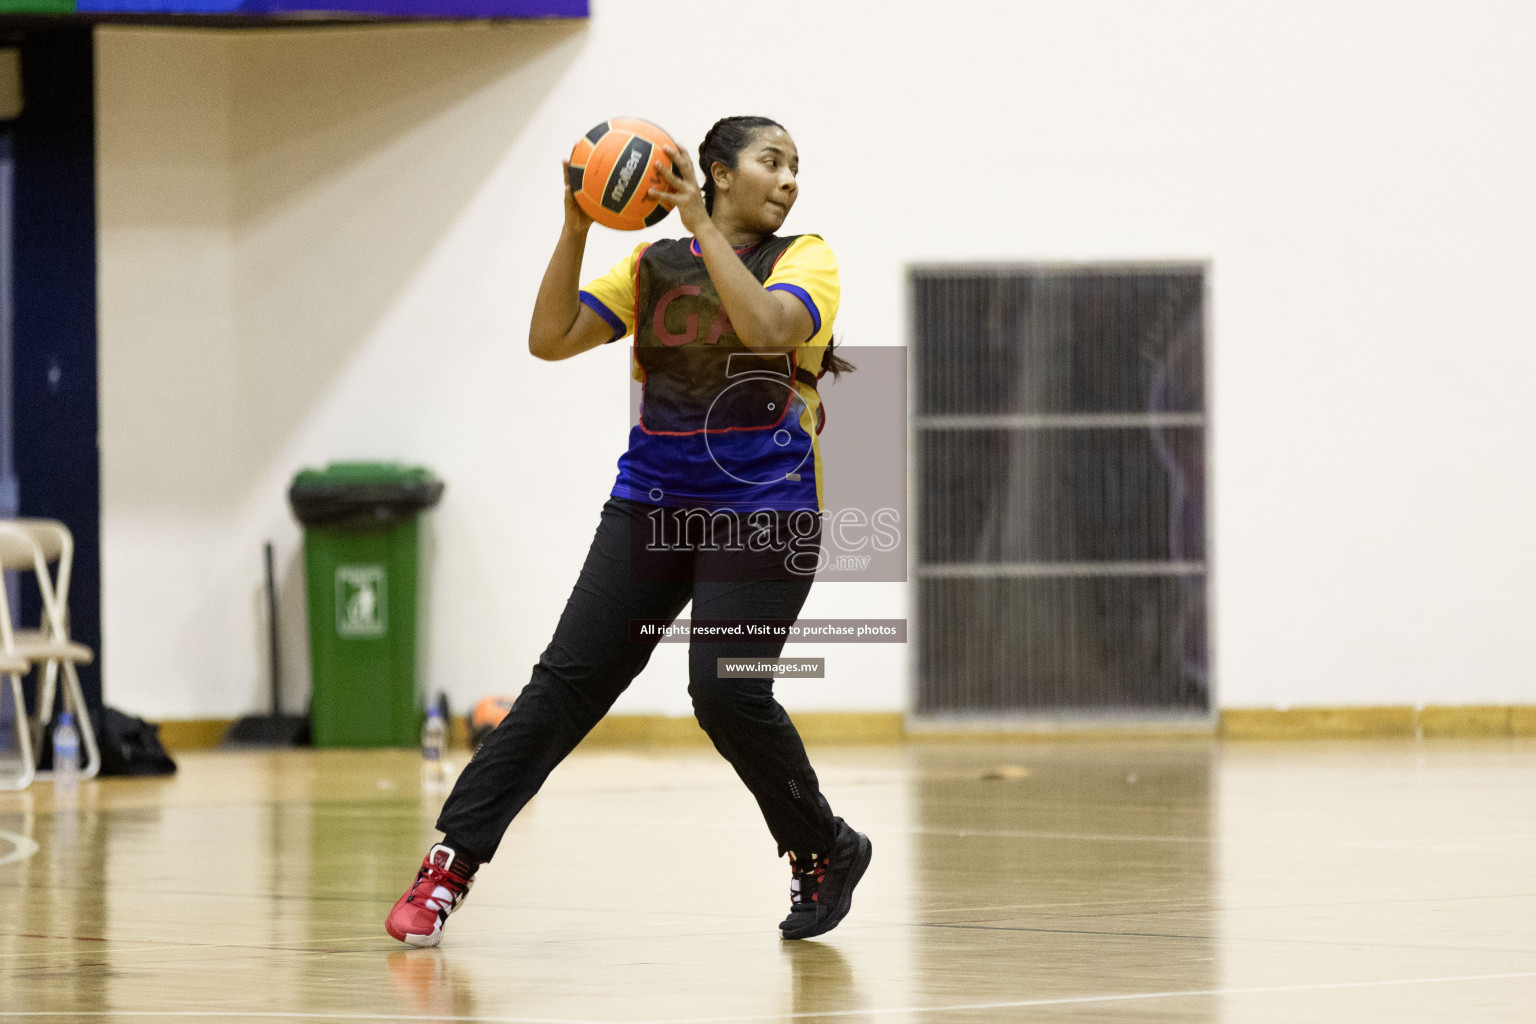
left=530, top=161, right=615, bottom=361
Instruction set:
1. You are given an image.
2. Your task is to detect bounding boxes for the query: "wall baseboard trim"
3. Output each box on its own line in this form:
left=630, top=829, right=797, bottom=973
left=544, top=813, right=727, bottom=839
left=576, top=712, right=907, bottom=748
left=149, top=706, right=1536, bottom=751
left=155, top=719, right=237, bottom=751
left=1220, top=705, right=1536, bottom=740
left=153, top=717, right=479, bottom=751
left=150, top=712, right=909, bottom=751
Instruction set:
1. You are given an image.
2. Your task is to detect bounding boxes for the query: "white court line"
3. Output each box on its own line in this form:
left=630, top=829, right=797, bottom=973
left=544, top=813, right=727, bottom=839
left=0, top=829, right=39, bottom=866
left=909, top=826, right=1499, bottom=853
left=649, top=970, right=1536, bottom=1022
left=560, top=816, right=1511, bottom=854
left=2, top=970, right=1535, bottom=1022
left=0, top=1015, right=595, bottom=1023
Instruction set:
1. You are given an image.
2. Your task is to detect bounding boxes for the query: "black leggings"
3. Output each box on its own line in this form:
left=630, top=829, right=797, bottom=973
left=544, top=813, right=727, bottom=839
left=436, top=496, right=838, bottom=859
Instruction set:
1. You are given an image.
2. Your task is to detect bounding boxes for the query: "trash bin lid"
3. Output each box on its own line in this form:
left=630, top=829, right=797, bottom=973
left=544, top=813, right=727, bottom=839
left=289, top=462, right=444, bottom=529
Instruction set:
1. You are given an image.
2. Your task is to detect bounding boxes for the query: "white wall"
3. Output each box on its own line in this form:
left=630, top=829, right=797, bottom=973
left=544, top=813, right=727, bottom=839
left=96, top=0, right=1536, bottom=721
left=98, top=32, right=239, bottom=720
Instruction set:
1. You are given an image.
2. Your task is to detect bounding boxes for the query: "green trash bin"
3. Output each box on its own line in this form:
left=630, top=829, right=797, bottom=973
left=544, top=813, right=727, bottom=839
left=288, top=462, right=444, bottom=747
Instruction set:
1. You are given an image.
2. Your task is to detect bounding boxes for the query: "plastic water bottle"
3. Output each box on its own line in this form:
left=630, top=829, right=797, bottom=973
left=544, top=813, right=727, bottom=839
left=421, top=706, right=446, bottom=789
left=54, top=711, right=80, bottom=793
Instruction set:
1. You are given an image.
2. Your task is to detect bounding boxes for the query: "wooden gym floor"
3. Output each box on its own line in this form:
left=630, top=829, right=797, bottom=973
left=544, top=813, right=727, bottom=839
left=3, top=737, right=1535, bottom=1022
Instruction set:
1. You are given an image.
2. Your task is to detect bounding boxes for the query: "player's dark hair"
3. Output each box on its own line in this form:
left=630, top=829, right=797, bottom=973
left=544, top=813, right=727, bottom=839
left=699, top=115, right=783, bottom=215
left=822, top=338, right=855, bottom=380
left=699, top=115, right=856, bottom=379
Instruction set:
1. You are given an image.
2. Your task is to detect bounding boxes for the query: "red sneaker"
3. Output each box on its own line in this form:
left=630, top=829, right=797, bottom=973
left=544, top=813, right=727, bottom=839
left=385, top=844, right=475, bottom=947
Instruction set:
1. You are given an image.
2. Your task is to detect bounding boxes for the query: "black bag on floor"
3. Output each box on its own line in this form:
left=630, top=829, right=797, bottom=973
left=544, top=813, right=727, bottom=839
left=95, top=707, right=177, bottom=776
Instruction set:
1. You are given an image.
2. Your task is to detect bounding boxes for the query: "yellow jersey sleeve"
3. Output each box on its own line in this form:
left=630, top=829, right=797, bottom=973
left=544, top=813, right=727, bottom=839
left=579, top=242, right=648, bottom=343
left=764, top=235, right=840, bottom=349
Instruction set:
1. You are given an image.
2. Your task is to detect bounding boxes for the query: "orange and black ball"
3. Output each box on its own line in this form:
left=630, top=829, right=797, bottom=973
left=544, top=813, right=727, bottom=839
left=568, top=117, right=677, bottom=231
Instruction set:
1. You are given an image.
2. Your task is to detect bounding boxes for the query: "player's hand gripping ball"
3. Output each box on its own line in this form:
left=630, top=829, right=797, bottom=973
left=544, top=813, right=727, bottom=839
left=568, top=118, right=678, bottom=231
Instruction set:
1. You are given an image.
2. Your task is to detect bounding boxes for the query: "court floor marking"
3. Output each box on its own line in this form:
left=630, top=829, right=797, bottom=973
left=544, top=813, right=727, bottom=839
left=5, top=918, right=1529, bottom=971
left=912, top=919, right=1536, bottom=957
left=2, top=969, right=1534, bottom=1022
left=0, top=829, right=38, bottom=866
left=920, top=886, right=1536, bottom=919
left=561, top=816, right=1516, bottom=853
left=911, top=826, right=1498, bottom=853
left=911, top=888, right=1536, bottom=930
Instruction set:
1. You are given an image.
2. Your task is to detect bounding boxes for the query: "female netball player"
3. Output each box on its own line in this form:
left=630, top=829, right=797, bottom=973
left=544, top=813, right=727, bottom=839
left=386, top=116, right=870, bottom=947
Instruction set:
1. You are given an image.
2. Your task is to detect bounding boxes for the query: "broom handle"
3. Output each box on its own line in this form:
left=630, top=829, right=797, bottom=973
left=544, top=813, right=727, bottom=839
left=265, top=541, right=282, bottom=719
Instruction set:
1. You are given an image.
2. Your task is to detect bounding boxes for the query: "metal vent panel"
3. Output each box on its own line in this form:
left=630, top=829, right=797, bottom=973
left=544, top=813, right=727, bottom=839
left=913, top=265, right=1209, bottom=718
left=917, top=426, right=1205, bottom=565
left=916, top=576, right=1209, bottom=715
left=913, top=271, right=1205, bottom=417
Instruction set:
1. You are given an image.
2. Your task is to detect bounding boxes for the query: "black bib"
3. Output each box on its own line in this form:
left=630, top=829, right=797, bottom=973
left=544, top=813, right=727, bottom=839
left=634, top=236, right=816, bottom=435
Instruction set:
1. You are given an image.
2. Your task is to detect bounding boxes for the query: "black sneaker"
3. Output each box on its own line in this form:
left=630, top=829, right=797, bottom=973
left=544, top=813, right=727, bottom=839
left=779, top=818, right=872, bottom=940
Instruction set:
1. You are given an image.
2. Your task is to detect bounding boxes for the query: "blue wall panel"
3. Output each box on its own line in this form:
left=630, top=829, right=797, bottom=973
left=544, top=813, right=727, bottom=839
left=13, top=29, right=101, bottom=720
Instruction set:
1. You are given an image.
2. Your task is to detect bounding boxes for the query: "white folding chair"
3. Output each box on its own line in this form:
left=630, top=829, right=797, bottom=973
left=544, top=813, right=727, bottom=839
left=0, top=647, right=34, bottom=791
left=0, top=519, right=100, bottom=781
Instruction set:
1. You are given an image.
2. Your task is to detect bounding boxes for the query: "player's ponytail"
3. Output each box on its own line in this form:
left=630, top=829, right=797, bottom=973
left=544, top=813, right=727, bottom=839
left=822, top=337, right=856, bottom=380
left=699, top=115, right=783, bottom=214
